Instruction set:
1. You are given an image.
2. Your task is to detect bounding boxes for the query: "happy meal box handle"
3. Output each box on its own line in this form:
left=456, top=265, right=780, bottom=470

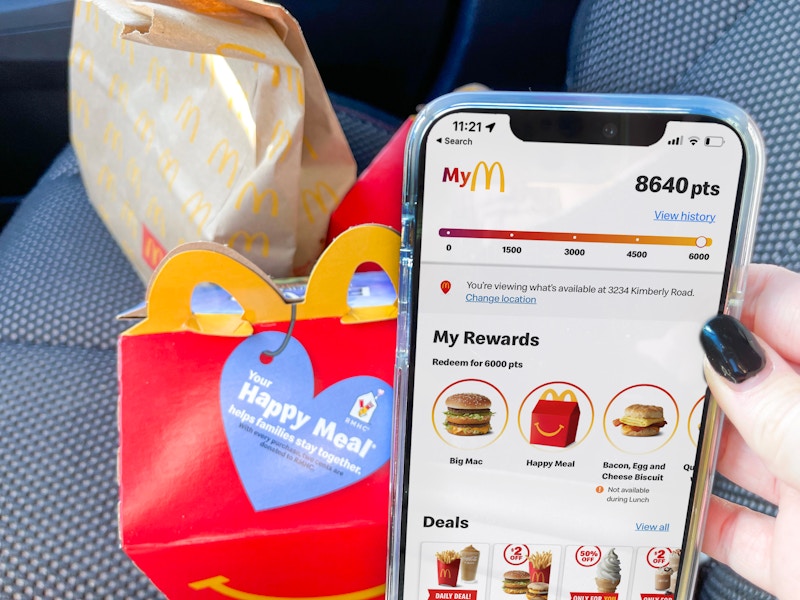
left=540, top=389, right=578, bottom=402
left=126, top=224, right=400, bottom=337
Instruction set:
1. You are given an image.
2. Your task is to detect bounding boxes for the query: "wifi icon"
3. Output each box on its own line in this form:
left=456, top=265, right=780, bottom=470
left=688, top=136, right=700, bottom=146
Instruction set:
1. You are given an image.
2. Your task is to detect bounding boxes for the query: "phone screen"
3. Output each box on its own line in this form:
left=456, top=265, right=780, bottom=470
left=394, top=104, right=749, bottom=600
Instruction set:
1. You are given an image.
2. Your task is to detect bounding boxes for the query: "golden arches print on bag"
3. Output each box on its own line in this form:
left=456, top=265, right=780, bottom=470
left=175, top=96, right=201, bottom=143
left=147, top=57, right=169, bottom=101
left=68, top=0, right=356, bottom=286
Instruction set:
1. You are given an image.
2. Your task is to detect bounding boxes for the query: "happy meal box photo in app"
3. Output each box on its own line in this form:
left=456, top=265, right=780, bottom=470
left=529, top=387, right=582, bottom=448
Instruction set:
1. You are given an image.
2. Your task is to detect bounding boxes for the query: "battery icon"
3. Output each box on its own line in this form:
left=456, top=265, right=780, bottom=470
left=704, top=136, right=725, bottom=147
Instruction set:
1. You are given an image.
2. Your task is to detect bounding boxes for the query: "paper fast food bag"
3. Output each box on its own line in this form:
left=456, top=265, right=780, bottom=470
left=118, top=225, right=398, bottom=599
left=69, top=0, right=355, bottom=281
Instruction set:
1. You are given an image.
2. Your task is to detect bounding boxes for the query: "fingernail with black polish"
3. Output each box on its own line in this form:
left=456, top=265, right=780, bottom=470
left=700, top=315, right=767, bottom=384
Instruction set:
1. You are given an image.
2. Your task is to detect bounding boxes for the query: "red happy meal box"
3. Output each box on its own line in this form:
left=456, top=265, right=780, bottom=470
left=529, top=388, right=581, bottom=448
left=326, top=117, right=413, bottom=242
left=118, top=225, right=399, bottom=599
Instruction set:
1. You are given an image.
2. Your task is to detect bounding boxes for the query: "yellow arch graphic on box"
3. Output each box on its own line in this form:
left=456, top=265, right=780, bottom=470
left=189, top=576, right=384, bottom=600
left=533, top=423, right=564, bottom=437
left=540, top=388, right=577, bottom=402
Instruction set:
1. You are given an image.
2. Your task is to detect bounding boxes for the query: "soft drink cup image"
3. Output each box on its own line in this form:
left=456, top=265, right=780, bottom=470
left=459, top=546, right=480, bottom=582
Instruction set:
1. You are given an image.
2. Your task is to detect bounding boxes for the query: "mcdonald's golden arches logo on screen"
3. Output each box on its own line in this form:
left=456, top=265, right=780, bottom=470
left=441, top=161, right=505, bottom=192
left=471, top=161, right=505, bottom=192
left=540, top=388, right=578, bottom=403
left=228, top=231, right=269, bottom=257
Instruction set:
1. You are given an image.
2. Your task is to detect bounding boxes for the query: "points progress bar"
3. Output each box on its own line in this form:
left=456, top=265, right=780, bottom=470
left=440, top=228, right=711, bottom=248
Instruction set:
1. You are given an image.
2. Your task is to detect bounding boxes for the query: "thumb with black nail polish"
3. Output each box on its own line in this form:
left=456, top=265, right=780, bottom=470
left=700, top=314, right=766, bottom=384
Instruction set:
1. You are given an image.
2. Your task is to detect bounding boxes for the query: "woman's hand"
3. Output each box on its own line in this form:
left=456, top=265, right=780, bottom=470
left=700, top=264, right=800, bottom=599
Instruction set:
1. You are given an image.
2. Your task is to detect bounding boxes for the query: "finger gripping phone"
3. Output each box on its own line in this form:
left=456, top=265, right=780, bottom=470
left=388, top=93, right=764, bottom=600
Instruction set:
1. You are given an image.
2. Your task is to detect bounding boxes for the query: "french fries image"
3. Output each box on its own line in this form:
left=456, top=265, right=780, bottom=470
left=527, top=550, right=552, bottom=584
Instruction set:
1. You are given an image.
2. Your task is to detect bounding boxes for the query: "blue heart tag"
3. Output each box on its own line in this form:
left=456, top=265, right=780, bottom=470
left=220, top=331, right=392, bottom=511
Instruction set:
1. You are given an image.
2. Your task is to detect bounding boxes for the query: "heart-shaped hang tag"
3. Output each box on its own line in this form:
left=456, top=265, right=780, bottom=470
left=220, top=331, right=392, bottom=511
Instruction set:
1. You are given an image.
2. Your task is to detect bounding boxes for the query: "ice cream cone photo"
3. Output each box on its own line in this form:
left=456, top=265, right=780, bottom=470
left=594, top=577, right=619, bottom=593
left=594, top=547, right=621, bottom=593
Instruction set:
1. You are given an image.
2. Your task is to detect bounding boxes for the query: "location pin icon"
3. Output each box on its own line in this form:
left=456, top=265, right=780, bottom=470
left=440, top=280, right=451, bottom=294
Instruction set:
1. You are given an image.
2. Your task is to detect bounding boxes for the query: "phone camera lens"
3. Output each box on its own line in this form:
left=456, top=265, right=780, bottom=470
left=602, top=122, right=618, bottom=139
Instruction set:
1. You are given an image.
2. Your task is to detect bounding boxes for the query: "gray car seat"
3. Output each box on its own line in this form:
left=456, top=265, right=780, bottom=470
left=569, top=1, right=799, bottom=598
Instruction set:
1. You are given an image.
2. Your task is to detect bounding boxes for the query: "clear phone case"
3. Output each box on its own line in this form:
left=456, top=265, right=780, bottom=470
left=389, top=92, right=765, bottom=600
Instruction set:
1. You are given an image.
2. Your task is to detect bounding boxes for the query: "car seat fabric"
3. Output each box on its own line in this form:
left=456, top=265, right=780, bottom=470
left=568, top=0, right=800, bottom=273
left=0, top=148, right=144, bottom=351
left=0, top=97, right=400, bottom=599
left=568, top=1, right=799, bottom=598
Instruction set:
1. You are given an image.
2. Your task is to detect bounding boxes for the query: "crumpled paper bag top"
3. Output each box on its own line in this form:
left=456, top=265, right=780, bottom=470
left=70, top=0, right=356, bottom=280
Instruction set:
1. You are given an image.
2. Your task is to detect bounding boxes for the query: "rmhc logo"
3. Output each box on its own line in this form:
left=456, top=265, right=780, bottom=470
left=442, top=161, right=505, bottom=192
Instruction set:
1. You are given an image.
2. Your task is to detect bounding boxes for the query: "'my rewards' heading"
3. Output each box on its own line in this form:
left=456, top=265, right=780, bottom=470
left=433, top=330, right=540, bottom=348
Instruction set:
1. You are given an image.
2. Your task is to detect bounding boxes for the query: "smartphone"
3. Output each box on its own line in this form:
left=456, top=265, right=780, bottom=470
left=388, top=93, right=764, bottom=600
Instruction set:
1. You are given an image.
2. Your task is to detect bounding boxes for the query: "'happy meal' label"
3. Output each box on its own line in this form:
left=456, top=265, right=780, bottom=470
left=220, top=331, right=392, bottom=510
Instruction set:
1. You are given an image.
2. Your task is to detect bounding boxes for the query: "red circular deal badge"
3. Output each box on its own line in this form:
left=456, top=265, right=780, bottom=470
left=504, top=544, right=531, bottom=566
left=575, top=546, right=601, bottom=567
left=646, top=547, right=672, bottom=569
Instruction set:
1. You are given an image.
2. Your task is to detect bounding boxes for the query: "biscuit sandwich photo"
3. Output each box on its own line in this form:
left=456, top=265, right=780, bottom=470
left=443, top=393, right=493, bottom=436
left=612, top=404, right=667, bottom=437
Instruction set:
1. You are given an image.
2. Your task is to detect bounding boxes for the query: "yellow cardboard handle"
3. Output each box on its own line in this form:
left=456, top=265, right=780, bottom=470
left=540, top=389, right=578, bottom=403
left=125, top=225, right=400, bottom=336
